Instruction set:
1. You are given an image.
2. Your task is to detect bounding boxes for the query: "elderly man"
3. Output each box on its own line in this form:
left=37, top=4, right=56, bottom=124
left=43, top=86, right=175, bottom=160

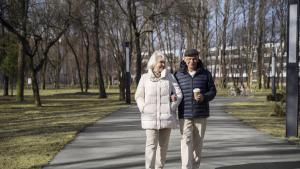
left=175, top=49, right=216, bottom=169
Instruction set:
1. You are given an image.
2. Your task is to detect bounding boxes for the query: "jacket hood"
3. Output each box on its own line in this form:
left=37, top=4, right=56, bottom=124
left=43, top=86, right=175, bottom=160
left=178, top=59, right=204, bottom=73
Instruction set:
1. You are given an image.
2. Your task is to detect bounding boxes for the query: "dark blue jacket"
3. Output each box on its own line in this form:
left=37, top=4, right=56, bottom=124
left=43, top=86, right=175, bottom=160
left=175, top=60, right=216, bottom=119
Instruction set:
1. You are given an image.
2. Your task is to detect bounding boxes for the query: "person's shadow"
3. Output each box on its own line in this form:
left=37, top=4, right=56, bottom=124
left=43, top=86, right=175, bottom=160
left=216, top=161, right=300, bottom=169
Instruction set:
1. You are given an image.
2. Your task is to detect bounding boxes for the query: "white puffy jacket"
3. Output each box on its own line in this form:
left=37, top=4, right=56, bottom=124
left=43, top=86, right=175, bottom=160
left=135, top=69, right=182, bottom=129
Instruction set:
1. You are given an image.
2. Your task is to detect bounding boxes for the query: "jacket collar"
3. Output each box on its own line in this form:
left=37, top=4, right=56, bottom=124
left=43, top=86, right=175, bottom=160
left=178, top=60, right=205, bottom=75
left=148, top=68, right=168, bottom=79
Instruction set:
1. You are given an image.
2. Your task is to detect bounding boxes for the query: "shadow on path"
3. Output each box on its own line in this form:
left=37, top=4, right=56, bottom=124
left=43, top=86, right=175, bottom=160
left=44, top=97, right=300, bottom=169
left=216, top=161, right=300, bottom=169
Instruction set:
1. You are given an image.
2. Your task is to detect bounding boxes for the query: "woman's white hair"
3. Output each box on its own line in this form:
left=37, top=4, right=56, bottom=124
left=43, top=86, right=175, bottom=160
left=147, top=51, right=167, bottom=70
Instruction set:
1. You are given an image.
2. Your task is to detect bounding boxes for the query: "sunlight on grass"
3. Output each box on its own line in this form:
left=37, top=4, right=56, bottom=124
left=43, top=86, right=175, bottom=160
left=0, top=132, right=75, bottom=169
left=227, top=101, right=267, bottom=106
left=216, top=88, right=228, bottom=96
left=288, top=137, right=300, bottom=145
left=0, top=88, right=129, bottom=169
left=225, top=97, right=300, bottom=145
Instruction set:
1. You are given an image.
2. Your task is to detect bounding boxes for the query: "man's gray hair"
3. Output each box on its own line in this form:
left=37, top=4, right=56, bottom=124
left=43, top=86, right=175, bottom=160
left=147, top=51, right=167, bottom=70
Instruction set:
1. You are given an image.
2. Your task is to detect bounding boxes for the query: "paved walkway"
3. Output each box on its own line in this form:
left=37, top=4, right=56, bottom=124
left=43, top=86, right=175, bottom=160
left=44, top=97, right=300, bottom=169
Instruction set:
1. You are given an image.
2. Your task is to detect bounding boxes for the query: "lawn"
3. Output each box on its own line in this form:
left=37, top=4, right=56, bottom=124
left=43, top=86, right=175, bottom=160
left=0, top=88, right=129, bottom=169
left=225, top=95, right=300, bottom=145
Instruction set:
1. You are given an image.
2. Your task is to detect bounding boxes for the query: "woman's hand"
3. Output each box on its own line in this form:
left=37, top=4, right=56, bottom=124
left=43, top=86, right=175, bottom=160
left=170, top=95, right=177, bottom=102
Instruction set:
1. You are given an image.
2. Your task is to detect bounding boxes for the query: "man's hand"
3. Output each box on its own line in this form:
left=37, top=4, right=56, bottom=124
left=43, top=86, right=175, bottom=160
left=195, top=94, right=204, bottom=103
left=170, top=95, right=177, bottom=102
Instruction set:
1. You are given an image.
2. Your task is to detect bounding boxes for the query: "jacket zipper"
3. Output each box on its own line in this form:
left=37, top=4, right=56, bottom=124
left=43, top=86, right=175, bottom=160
left=191, top=75, right=194, bottom=115
left=157, top=80, right=161, bottom=129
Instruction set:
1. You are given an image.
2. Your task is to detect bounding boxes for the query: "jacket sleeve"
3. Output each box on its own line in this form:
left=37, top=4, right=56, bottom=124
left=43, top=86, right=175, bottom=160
left=204, top=71, right=217, bottom=102
left=135, top=74, right=146, bottom=113
left=170, top=74, right=182, bottom=112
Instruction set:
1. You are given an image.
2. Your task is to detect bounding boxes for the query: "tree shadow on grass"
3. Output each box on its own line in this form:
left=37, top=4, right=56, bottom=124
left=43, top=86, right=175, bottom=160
left=0, top=106, right=136, bottom=139
left=50, top=92, right=99, bottom=97
left=50, top=92, right=120, bottom=97
left=42, top=151, right=144, bottom=168
left=43, top=153, right=181, bottom=169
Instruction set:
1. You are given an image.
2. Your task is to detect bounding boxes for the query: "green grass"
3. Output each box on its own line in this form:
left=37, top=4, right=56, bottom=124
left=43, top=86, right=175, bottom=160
left=0, top=89, right=129, bottom=169
left=217, top=87, right=284, bottom=97
left=225, top=96, right=300, bottom=145
left=216, top=88, right=228, bottom=96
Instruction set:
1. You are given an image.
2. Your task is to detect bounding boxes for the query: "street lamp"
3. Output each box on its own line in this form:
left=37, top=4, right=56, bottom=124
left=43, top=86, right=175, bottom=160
left=124, top=41, right=131, bottom=104
left=286, top=0, right=299, bottom=137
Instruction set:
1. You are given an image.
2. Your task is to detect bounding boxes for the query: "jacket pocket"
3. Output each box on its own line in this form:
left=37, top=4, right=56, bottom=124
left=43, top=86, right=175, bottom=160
left=143, top=104, right=157, bottom=115
left=170, top=102, right=177, bottom=113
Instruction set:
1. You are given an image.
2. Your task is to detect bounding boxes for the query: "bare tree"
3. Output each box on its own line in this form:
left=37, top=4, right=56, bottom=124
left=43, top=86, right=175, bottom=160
left=0, top=0, right=70, bottom=106
left=219, top=0, right=231, bottom=88
left=93, top=0, right=107, bottom=98
left=116, top=0, right=173, bottom=84
left=246, top=0, right=256, bottom=88
left=1, top=0, right=289, bottom=95
left=275, top=0, right=287, bottom=89
left=0, top=18, right=8, bottom=96
left=0, top=0, right=28, bottom=101
left=66, top=34, right=84, bottom=92
left=212, top=0, right=221, bottom=80
left=0, top=26, right=18, bottom=96
left=101, top=1, right=128, bottom=100
left=256, top=0, right=266, bottom=89
left=82, top=30, right=90, bottom=92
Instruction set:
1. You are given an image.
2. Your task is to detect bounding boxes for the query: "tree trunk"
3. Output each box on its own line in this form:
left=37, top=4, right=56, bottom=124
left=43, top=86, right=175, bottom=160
left=55, top=46, right=61, bottom=89
left=83, top=32, right=90, bottom=93
left=41, top=57, right=47, bottom=90
left=256, top=0, right=266, bottom=89
left=165, top=20, right=173, bottom=73
left=3, top=75, right=9, bottom=96
left=200, top=0, right=209, bottom=66
left=128, top=0, right=142, bottom=85
left=213, top=1, right=219, bottom=80
left=16, top=0, right=29, bottom=101
left=29, top=57, right=42, bottom=106
left=230, top=13, right=237, bottom=86
left=32, top=72, right=41, bottom=106
left=84, top=51, right=89, bottom=93
left=55, top=69, right=60, bottom=89
left=66, top=37, right=83, bottom=92
left=0, top=20, right=8, bottom=96
left=185, top=13, right=193, bottom=49
left=118, top=70, right=125, bottom=101
left=277, top=0, right=287, bottom=89
left=94, top=0, right=107, bottom=98
left=10, top=78, right=14, bottom=96
left=220, top=0, right=230, bottom=88
left=134, top=31, right=142, bottom=85
left=246, top=0, right=256, bottom=88
left=16, top=43, right=25, bottom=101
left=263, top=70, right=267, bottom=89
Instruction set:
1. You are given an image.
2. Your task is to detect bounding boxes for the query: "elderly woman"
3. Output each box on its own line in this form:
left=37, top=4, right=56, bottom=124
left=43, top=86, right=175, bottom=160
left=135, top=51, right=182, bottom=169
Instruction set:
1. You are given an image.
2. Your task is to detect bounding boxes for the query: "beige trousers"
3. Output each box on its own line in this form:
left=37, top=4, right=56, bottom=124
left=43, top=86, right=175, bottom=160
left=180, top=118, right=207, bottom=169
left=145, top=128, right=171, bottom=169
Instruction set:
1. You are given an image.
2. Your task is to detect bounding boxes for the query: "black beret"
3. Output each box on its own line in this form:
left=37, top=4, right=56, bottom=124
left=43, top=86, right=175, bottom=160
left=184, top=48, right=199, bottom=57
